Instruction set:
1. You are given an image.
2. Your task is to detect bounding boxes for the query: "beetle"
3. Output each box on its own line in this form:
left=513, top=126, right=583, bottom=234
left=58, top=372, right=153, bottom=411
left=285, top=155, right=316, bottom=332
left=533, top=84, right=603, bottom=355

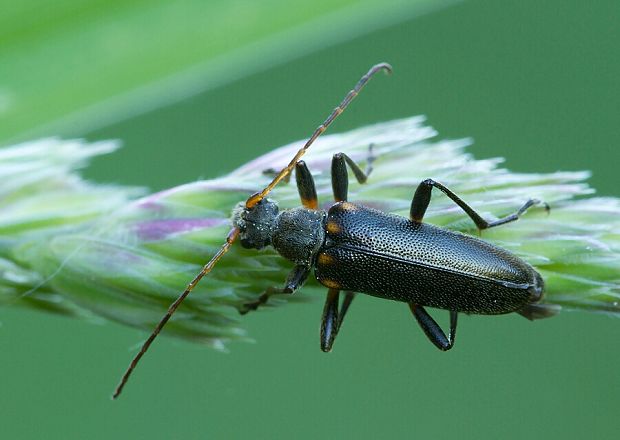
left=113, top=63, right=550, bottom=398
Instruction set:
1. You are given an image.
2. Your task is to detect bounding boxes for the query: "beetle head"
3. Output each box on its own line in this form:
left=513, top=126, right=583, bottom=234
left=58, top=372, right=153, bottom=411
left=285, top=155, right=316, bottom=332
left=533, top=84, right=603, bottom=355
left=231, top=198, right=279, bottom=249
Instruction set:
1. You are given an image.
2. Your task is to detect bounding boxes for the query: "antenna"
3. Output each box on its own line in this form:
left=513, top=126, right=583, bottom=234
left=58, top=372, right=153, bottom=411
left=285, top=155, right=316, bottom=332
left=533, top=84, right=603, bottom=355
left=112, top=62, right=392, bottom=399
left=245, top=62, right=392, bottom=208
left=112, top=228, right=239, bottom=399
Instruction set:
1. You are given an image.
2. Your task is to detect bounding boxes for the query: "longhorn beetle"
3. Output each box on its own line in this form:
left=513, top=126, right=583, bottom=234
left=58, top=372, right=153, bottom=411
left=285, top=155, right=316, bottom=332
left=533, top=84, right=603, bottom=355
left=113, top=63, right=550, bottom=398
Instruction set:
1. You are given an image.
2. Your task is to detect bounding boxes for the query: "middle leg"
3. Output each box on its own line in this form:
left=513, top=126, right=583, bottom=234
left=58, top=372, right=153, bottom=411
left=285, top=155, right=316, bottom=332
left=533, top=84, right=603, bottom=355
left=331, top=149, right=374, bottom=202
left=320, top=150, right=373, bottom=347
left=320, top=290, right=357, bottom=352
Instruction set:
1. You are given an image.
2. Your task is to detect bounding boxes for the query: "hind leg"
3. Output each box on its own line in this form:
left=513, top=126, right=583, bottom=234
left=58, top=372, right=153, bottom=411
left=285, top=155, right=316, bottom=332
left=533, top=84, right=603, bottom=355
left=409, top=304, right=458, bottom=351
left=410, top=178, right=547, bottom=229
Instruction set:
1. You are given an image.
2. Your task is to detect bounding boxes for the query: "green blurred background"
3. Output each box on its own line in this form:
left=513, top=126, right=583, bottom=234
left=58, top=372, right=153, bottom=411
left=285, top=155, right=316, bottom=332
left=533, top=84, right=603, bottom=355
left=1, top=0, right=619, bottom=438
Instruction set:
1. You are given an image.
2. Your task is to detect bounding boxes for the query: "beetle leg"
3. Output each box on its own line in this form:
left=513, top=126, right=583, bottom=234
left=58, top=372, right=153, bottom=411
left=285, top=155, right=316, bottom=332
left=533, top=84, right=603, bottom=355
left=331, top=150, right=373, bottom=202
left=320, top=289, right=340, bottom=352
left=338, top=291, right=356, bottom=331
left=320, top=290, right=356, bottom=352
left=295, top=161, right=318, bottom=209
left=239, top=264, right=310, bottom=314
left=409, top=304, right=457, bottom=351
left=410, top=178, right=546, bottom=229
left=482, top=198, right=550, bottom=228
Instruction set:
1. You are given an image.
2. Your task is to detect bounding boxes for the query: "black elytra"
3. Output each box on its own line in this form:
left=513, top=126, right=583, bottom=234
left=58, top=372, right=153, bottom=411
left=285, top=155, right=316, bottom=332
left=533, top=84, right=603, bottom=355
left=234, top=152, right=550, bottom=353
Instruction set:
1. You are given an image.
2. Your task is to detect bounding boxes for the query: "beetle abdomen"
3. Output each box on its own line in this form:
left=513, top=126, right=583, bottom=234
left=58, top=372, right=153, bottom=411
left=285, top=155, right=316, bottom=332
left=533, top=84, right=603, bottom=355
left=315, top=202, right=543, bottom=314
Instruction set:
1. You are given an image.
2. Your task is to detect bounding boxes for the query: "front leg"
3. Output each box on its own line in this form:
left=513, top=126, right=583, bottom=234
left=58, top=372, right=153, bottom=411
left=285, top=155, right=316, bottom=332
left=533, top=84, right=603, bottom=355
left=239, top=264, right=310, bottom=314
left=295, top=161, right=318, bottom=209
